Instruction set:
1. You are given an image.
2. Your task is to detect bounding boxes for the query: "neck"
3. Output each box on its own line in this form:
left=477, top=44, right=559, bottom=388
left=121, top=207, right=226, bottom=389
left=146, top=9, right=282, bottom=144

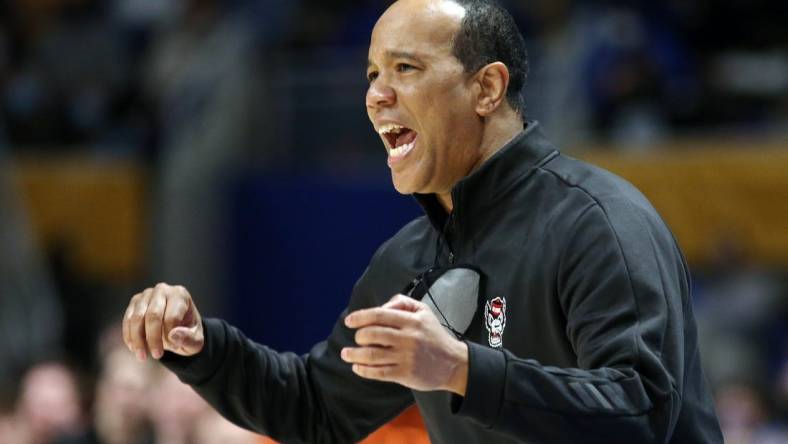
left=436, top=192, right=454, bottom=212
left=436, top=113, right=524, bottom=213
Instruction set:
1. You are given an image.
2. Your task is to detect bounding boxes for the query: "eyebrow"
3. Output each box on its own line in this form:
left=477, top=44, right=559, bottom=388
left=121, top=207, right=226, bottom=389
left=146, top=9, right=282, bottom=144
left=367, top=50, right=426, bottom=69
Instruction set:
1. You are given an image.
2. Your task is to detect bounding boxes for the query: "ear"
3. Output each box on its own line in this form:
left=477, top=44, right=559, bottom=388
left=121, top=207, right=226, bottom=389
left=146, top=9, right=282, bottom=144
left=474, top=62, right=510, bottom=117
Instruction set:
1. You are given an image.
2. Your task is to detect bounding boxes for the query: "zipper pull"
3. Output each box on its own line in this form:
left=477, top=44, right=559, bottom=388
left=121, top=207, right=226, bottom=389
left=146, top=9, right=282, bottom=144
left=448, top=251, right=455, bottom=265
left=404, top=276, right=421, bottom=296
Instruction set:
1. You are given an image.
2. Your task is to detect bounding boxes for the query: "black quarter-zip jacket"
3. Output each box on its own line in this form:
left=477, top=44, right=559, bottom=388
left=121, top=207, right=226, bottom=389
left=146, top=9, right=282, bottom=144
left=162, top=122, right=723, bottom=443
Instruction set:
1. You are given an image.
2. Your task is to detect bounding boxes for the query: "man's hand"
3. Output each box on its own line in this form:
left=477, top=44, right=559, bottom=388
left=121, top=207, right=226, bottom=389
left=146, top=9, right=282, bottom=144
left=122, top=283, right=204, bottom=361
left=341, top=294, right=469, bottom=395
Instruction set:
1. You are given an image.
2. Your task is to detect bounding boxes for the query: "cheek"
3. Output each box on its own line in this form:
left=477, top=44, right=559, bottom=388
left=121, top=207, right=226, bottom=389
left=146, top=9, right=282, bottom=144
left=365, top=90, right=375, bottom=121
left=436, top=85, right=479, bottom=133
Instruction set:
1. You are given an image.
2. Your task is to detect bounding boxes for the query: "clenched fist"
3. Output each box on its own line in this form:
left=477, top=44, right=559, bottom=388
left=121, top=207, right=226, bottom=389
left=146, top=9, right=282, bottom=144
left=122, top=283, right=204, bottom=361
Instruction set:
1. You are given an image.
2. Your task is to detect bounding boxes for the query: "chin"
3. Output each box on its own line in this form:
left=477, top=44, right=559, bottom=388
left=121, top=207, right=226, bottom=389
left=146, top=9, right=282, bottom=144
left=391, top=181, right=413, bottom=195
left=391, top=174, right=420, bottom=195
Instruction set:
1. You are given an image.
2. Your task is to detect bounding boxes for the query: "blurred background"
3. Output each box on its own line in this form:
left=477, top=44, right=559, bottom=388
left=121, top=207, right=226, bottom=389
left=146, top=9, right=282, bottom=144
left=0, top=0, right=786, bottom=443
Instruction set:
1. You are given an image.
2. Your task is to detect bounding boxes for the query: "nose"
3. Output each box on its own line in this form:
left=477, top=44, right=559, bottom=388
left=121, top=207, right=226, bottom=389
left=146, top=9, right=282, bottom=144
left=366, top=80, right=396, bottom=110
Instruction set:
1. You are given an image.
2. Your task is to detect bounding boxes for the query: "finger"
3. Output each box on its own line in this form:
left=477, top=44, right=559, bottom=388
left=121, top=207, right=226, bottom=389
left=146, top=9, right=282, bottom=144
left=351, top=363, right=399, bottom=382
left=145, top=285, right=168, bottom=359
left=129, top=288, right=154, bottom=361
left=168, top=325, right=203, bottom=355
left=122, top=295, right=139, bottom=352
left=354, top=325, right=401, bottom=347
left=162, top=290, right=189, bottom=336
left=381, top=294, right=422, bottom=312
left=344, top=307, right=415, bottom=329
left=341, top=346, right=398, bottom=366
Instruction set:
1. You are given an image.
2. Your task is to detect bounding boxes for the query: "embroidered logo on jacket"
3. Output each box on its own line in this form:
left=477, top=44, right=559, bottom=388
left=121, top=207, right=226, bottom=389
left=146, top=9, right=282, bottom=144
left=484, top=297, right=507, bottom=348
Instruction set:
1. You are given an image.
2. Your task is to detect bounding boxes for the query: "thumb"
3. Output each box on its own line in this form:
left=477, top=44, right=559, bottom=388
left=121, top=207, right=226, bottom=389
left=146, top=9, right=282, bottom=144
left=166, top=324, right=204, bottom=356
left=382, top=294, right=422, bottom=312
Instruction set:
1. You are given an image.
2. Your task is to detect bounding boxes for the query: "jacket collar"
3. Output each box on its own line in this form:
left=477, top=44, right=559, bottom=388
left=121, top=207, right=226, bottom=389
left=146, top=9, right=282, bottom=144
left=414, top=121, right=559, bottom=234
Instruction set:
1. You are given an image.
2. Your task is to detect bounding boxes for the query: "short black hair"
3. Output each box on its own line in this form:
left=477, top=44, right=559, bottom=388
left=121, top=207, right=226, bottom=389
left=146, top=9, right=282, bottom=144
left=450, top=0, right=528, bottom=119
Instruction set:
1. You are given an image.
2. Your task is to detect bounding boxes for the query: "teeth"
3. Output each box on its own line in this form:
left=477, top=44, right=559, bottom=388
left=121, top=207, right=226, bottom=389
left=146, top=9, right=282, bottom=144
left=378, top=123, right=405, bottom=135
left=389, top=140, right=416, bottom=158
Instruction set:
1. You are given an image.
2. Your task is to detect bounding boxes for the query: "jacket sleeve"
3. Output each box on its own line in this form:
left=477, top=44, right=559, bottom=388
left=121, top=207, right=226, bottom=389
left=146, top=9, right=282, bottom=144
left=450, top=203, right=694, bottom=443
left=160, top=255, right=414, bottom=443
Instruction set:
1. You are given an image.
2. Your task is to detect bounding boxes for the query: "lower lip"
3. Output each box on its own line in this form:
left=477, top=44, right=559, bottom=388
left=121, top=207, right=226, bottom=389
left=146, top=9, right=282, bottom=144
left=387, top=137, right=417, bottom=168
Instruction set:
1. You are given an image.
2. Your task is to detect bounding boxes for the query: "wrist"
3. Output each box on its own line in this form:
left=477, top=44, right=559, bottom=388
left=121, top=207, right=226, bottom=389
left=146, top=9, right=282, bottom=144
left=447, top=340, right=469, bottom=396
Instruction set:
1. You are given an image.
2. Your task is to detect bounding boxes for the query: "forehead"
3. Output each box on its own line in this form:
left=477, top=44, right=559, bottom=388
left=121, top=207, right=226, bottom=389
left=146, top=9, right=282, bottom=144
left=369, top=0, right=466, bottom=62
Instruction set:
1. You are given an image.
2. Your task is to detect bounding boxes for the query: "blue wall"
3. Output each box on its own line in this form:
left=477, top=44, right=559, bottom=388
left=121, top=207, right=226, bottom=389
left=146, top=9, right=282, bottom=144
left=228, top=174, right=422, bottom=354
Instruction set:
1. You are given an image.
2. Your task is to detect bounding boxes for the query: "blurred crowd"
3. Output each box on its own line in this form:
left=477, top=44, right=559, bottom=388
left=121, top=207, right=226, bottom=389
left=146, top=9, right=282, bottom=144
left=692, top=250, right=788, bottom=444
left=0, top=0, right=787, bottom=443
left=0, top=326, right=261, bottom=444
left=1, top=0, right=787, bottom=156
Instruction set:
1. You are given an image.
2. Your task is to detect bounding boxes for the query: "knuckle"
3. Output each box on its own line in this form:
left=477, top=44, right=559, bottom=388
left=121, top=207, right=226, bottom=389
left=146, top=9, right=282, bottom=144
left=175, top=293, right=191, bottom=306
left=145, top=308, right=163, bottom=322
left=162, top=310, right=178, bottom=323
left=130, top=311, right=145, bottom=323
left=155, top=282, right=169, bottom=291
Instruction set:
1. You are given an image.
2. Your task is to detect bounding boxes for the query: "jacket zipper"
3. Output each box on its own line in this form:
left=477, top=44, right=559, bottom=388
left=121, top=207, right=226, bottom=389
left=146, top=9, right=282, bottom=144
left=444, top=211, right=456, bottom=265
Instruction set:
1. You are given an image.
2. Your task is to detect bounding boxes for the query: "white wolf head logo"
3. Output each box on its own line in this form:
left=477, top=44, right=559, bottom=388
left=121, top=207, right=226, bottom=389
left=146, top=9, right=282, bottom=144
left=484, top=297, right=506, bottom=348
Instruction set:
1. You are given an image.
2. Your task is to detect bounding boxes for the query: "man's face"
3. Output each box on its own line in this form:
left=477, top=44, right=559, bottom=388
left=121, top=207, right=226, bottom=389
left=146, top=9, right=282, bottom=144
left=366, top=0, right=484, bottom=196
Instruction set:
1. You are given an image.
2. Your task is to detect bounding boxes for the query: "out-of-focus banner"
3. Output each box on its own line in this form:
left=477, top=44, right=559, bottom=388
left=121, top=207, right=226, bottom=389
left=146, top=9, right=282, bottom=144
left=580, top=138, right=788, bottom=267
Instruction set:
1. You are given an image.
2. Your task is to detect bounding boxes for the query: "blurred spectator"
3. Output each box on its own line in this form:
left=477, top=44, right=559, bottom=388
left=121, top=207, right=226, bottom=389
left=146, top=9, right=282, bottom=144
left=517, top=1, right=699, bottom=148
left=0, top=407, right=26, bottom=444
left=145, top=369, right=209, bottom=444
left=15, top=361, right=85, bottom=444
left=694, top=238, right=787, bottom=388
left=59, top=330, right=154, bottom=444
left=693, top=236, right=788, bottom=443
left=192, top=410, right=261, bottom=444
left=587, top=7, right=697, bottom=146
left=715, top=379, right=788, bottom=444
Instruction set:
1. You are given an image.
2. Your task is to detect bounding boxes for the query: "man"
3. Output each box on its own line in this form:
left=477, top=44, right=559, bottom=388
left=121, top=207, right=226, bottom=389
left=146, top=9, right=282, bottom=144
left=122, top=0, right=723, bottom=442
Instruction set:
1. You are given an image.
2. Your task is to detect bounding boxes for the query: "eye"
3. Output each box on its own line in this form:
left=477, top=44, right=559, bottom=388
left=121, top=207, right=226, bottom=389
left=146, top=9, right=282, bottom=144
left=367, top=71, right=379, bottom=83
left=396, top=63, right=416, bottom=73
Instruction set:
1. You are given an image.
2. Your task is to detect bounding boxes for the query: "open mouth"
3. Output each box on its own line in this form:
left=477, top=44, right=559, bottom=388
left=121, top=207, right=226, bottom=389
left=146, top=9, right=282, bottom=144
left=378, top=123, right=418, bottom=159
